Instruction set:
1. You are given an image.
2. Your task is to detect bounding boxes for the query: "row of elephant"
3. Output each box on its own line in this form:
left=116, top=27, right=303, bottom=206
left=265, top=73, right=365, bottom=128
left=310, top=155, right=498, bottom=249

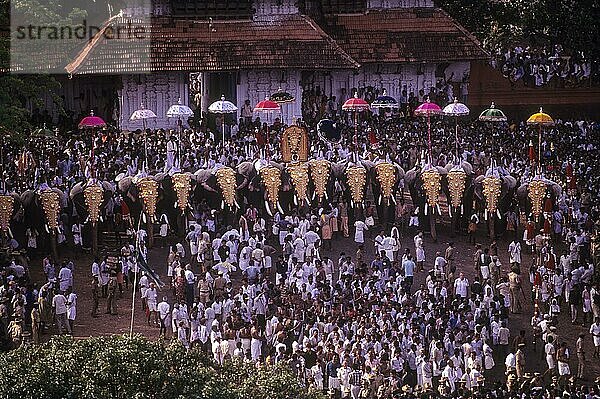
left=1, top=158, right=562, bottom=245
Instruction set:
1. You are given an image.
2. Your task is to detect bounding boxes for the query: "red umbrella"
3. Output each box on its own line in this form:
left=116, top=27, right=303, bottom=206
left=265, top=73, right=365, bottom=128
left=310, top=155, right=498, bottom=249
left=254, top=97, right=281, bottom=160
left=342, top=93, right=370, bottom=158
left=78, top=110, right=106, bottom=129
left=414, top=97, right=442, bottom=164
left=342, top=94, right=370, bottom=112
left=254, top=98, right=281, bottom=112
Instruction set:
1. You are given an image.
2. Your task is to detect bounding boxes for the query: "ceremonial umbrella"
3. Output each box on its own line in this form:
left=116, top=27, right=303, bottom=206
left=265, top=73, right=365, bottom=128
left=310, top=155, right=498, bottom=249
left=478, top=102, right=507, bottom=122
left=342, top=93, right=370, bottom=159
left=78, top=110, right=106, bottom=129
left=78, top=111, right=106, bottom=178
left=443, top=99, right=470, bottom=160
left=478, top=102, right=507, bottom=168
left=130, top=105, right=157, bottom=170
left=167, top=98, right=194, bottom=163
left=414, top=97, right=442, bottom=164
left=270, top=88, right=295, bottom=104
left=208, top=95, right=238, bottom=143
left=371, top=90, right=399, bottom=110
left=527, top=107, right=554, bottom=174
left=254, top=97, right=281, bottom=160
left=270, top=88, right=295, bottom=125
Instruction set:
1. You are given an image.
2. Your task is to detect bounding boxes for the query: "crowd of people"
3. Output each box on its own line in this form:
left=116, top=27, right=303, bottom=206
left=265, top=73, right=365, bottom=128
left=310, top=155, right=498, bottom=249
left=0, top=93, right=598, bottom=398
left=490, top=45, right=598, bottom=87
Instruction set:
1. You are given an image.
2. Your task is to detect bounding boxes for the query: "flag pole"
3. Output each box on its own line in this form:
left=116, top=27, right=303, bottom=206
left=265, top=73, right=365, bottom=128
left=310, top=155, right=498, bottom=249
left=129, top=213, right=144, bottom=338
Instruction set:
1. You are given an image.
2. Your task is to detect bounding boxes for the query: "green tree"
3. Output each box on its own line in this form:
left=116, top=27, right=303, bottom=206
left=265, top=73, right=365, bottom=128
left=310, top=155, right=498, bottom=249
left=0, top=0, right=89, bottom=137
left=0, top=335, right=325, bottom=399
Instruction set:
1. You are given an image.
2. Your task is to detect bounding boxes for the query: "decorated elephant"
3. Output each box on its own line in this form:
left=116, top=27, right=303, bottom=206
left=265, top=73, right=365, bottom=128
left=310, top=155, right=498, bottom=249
left=70, top=179, right=116, bottom=254
left=516, top=176, right=562, bottom=232
left=15, top=187, right=65, bottom=259
left=404, top=163, right=447, bottom=241
left=360, top=159, right=405, bottom=230
left=473, top=167, right=518, bottom=239
left=444, top=160, right=476, bottom=234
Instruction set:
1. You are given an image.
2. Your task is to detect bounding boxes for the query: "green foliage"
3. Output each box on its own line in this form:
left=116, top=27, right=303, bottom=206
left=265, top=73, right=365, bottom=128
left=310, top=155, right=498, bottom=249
left=0, top=335, right=325, bottom=399
left=439, top=0, right=600, bottom=59
left=0, top=0, right=88, bottom=136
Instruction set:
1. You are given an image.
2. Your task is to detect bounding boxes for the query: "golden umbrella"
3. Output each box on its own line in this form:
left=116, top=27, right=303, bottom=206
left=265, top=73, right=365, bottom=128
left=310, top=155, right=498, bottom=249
left=527, top=107, right=554, bottom=175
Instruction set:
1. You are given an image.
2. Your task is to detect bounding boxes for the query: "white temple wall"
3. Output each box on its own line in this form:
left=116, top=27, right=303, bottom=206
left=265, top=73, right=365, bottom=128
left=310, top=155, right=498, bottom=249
left=236, top=69, right=302, bottom=125
left=119, top=73, right=188, bottom=131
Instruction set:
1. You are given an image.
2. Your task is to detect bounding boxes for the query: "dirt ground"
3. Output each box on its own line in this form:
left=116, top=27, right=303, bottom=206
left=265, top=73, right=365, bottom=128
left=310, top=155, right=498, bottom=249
left=28, top=211, right=600, bottom=383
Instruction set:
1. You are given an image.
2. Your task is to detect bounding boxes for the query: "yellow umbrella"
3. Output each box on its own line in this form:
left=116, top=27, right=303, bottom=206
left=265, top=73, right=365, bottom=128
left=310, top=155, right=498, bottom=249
left=527, top=107, right=554, bottom=126
left=527, top=107, right=554, bottom=175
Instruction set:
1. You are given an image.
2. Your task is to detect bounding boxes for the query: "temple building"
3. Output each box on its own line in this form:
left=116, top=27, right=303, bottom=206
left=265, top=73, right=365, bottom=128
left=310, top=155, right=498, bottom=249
left=51, top=0, right=488, bottom=129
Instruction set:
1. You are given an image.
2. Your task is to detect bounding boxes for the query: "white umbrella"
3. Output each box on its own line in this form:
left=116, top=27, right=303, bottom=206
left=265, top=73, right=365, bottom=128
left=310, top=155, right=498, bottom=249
left=167, top=98, right=194, bottom=164
left=208, top=95, right=238, bottom=143
left=130, top=105, right=157, bottom=170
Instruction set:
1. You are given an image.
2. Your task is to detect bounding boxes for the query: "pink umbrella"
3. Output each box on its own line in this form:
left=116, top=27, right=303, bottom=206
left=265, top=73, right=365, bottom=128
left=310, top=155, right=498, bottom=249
left=78, top=110, right=106, bottom=129
left=342, top=93, right=370, bottom=158
left=78, top=110, right=106, bottom=178
left=414, top=98, right=442, bottom=164
left=254, top=97, right=281, bottom=160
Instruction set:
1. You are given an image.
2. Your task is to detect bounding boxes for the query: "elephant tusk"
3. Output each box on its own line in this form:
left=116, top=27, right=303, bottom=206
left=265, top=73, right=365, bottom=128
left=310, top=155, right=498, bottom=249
left=484, top=209, right=488, bottom=221
left=293, top=194, right=298, bottom=207
left=424, top=204, right=428, bottom=216
left=142, top=213, right=147, bottom=224
left=8, top=227, right=12, bottom=239
left=391, top=195, right=397, bottom=205
left=460, top=204, right=463, bottom=215
left=234, top=200, right=240, bottom=210
left=378, top=195, right=382, bottom=206
left=311, top=191, right=316, bottom=201
left=305, top=196, right=311, bottom=206
left=45, top=225, right=49, bottom=234
left=497, top=210, right=501, bottom=219
left=448, top=206, right=452, bottom=218
left=436, top=204, right=441, bottom=215
left=277, top=201, right=284, bottom=215
left=221, top=200, right=225, bottom=210
left=324, top=191, right=328, bottom=200
left=265, top=201, right=273, bottom=217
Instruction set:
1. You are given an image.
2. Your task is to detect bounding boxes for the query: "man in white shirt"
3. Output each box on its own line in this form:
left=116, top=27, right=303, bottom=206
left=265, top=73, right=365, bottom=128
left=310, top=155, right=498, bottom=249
left=52, top=291, right=71, bottom=334
left=454, top=273, right=469, bottom=299
left=590, top=317, right=600, bottom=358
left=146, top=282, right=159, bottom=325
left=157, top=297, right=170, bottom=337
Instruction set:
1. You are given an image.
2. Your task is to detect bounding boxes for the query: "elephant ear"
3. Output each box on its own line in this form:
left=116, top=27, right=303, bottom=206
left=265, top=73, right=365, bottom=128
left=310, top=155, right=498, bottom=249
left=395, top=164, right=406, bottom=180
left=461, top=161, right=474, bottom=175
left=502, top=175, right=517, bottom=191
left=154, top=172, right=168, bottom=181
left=444, top=162, right=457, bottom=172
left=360, top=159, right=375, bottom=171
left=517, top=183, right=528, bottom=197
left=20, top=190, right=35, bottom=206
left=193, top=169, right=212, bottom=183
left=435, top=166, right=448, bottom=176
left=236, top=161, right=255, bottom=176
left=118, top=176, right=133, bottom=193
left=269, top=161, right=284, bottom=171
left=101, top=180, right=116, bottom=193
left=331, top=161, right=347, bottom=177
left=70, top=182, right=85, bottom=200
left=551, top=183, right=562, bottom=197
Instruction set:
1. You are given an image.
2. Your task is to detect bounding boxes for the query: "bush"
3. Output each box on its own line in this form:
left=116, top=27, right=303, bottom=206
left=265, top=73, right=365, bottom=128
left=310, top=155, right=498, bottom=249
left=0, top=335, right=324, bottom=399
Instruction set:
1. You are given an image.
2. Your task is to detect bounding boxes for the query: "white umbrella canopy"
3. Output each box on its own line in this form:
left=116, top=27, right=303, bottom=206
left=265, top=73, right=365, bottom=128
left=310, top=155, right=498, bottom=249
left=167, top=98, right=194, bottom=118
left=208, top=95, right=238, bottom=114
left=208, top=95, right=238, bottom=143
left=129, top=108, right=157, bottom=121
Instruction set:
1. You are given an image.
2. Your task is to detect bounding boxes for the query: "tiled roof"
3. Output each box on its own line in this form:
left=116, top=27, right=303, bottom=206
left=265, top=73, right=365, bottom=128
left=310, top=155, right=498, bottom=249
left=321, top=8, right=488, bottom=63
left=66, top=14, right=359, bottom=75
